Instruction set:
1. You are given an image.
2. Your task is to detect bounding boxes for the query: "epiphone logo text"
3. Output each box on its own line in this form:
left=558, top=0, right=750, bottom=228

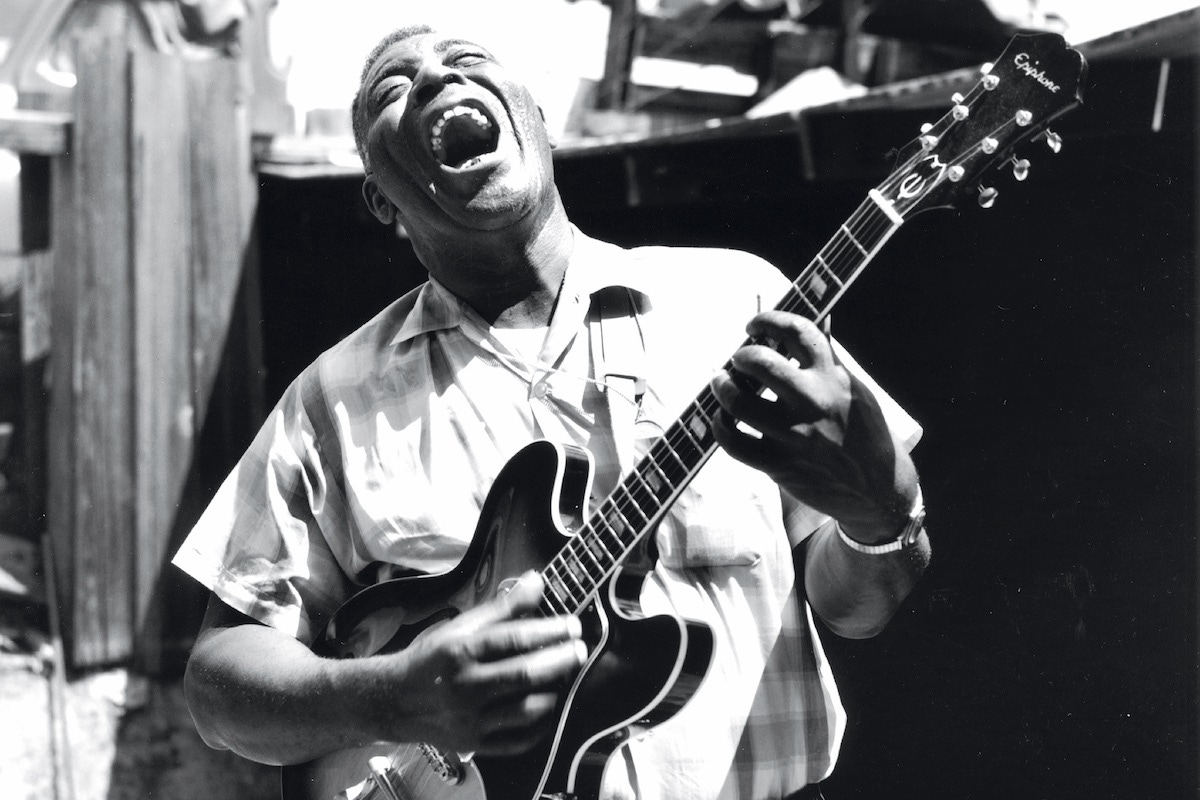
left=1013, top=52, right=1061, bottom=93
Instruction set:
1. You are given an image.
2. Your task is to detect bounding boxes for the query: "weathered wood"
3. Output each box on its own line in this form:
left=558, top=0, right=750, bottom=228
left=131, top=49, right=194, bottom=671
left=68, top=34, right=135, bottom=666
left=46, top=150, right=76, bottom=660
left=0, top=110, right=71, bottom=156
left=188, top=57, right=253, bottom=435
left=20, top=250, right=54, bottom=363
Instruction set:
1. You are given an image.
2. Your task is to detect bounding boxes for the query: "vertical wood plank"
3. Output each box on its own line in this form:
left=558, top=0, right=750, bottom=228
left=597, top=0, right=640, bottom=110
left=70, top=33, right=135, bottom=666
left=47, top=152, right=76, bottom=656
left=188, top=57, right=254, bottom=433
left=131, top=49, right=193, bottom=670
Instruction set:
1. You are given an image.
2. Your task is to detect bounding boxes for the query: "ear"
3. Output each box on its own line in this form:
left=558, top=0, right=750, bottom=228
left=537, top=105, right=558, bottom=149
left=362, top=175, right=398, bottom=225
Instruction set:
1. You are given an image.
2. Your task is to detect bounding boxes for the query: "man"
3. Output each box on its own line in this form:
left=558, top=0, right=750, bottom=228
left=175, top=23, right=929, bottom=800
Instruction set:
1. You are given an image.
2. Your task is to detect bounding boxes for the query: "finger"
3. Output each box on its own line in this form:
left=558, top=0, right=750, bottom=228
left=465, top=637, right=588, bottom=693
left=745, top=311, right=835, bottom=371
left=455, top=571, right=548, bottom=633
left=711, top=406, right=791, bottom=471
left=467, top=614, right=584, bottom=663
left=711, top=368, right=824, bottom=437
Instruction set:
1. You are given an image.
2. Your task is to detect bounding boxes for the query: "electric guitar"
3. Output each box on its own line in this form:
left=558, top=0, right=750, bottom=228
left=281, top=32, right=1086, bottom=800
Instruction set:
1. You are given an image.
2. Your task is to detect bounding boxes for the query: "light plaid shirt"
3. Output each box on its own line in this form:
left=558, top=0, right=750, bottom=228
left=174, top=229, right=920, bottom=799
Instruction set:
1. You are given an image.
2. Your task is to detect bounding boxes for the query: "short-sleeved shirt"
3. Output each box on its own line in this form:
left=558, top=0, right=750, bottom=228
left=173, top=229, right=920, bottom=800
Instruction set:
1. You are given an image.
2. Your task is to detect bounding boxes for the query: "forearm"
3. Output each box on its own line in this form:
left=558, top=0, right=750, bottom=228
left=184, top=623, right=405, bottom=766
left=803, top=519, right=930, bottom=639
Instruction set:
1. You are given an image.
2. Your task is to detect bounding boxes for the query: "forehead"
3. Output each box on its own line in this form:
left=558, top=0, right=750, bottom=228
left=366, top=32, right=489, bottom=78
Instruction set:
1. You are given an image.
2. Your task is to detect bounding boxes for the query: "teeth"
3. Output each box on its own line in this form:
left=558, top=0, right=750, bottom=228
left=429, top=105, right=493, bottom=158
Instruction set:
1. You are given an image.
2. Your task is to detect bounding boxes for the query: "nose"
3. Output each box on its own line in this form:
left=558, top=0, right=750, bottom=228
left=412, top=62, right=465, bottom=107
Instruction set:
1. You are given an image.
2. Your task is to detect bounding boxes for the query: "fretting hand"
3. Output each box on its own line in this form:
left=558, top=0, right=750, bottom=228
left=710, top=311, right=919, bottom=543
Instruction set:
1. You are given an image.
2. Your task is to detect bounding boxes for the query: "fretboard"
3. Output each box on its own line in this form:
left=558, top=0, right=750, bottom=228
left=537, top=192, right=904, bottom=617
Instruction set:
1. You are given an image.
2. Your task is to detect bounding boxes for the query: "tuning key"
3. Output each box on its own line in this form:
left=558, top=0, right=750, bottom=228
left=1043, top=130, right=1063, bottom=153
left=1015, top=110, right=1033, bottom=127
left=981, top=137, right=999, bottom=154
left=978, top=186, right=998, bottom=208
left=1011, top=157, right=1031, bottom=181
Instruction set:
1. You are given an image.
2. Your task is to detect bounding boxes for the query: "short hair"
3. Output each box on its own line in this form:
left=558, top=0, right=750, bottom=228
left=351, top=24, right=436, bottom=167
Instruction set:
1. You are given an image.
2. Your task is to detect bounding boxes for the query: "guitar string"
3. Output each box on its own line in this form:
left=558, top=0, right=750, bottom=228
left=542, top=97, right=1022, bottom=615
left=543, top=200, right=902, bottom=616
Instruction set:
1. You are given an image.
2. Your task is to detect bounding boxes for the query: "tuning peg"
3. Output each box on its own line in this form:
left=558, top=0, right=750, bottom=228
left=1011, top=157, right=1031, bottom=181
left=978, top=186, right=998, bottom=208
left=952, top=103, right=970, bottom=121
left=1015, top=110, right=1033, bottom=127
left=981, top=137, right=999, bottom=154
left=948, top=165, right=966, bottom=182
left=982, top=73, right=1000, bottom=91
left=1043, top=130, right=1063, bottom=153
left=920, top=134, right=939, bottom=151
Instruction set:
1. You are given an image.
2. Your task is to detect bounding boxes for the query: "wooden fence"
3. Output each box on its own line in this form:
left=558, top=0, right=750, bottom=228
left=8, top=34, right=260, bottom=669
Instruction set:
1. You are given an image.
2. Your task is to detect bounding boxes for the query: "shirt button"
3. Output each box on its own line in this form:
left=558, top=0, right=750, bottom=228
left=532, top=381, right=551, bottom=399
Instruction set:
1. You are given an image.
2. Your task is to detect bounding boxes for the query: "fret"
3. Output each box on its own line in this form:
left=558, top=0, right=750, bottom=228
left=786, top=288, right=821, bottom=319
left=645, top=456, right=673, bottom=500
left=585, top=530, right=612, bottom=568
left=614, top=488, right=650, bottom=529
left=683, top=406, right=713, bottom=448
left=657, top=437, right=689, bottom=477
left=668, top=421, right=706, bottom=465
left=538, top=595, right=565, bottom=618
left=543, top=565, right=572, bottom=609
left=814, top=254, right=843, bottom=284
left=574, top=533, right=603, bottom=572
left=634, top=464, right=661, bottom=498
left=556, top=555, right=587, bottom=597
left=566, top=556, right=590, bottom=593
left=602, top=504, right=629, bottom=545
left=625, top=472, right=661, bottom=525
left=840, top=224, right=870, bottom=257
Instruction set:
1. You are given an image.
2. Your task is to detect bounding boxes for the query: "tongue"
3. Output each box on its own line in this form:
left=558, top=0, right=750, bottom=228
left=441, top=115, right=496, bottom=168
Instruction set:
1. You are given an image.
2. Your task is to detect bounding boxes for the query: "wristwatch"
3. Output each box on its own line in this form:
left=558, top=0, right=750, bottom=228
left=838, top=489, right=926, bottom=555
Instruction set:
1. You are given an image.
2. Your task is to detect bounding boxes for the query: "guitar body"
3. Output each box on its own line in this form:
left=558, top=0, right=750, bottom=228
left=281, top=441, right=715, bottom=800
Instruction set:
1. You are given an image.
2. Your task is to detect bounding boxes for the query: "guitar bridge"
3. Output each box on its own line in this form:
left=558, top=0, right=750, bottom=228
left=418, top=743, right=467, bottom=785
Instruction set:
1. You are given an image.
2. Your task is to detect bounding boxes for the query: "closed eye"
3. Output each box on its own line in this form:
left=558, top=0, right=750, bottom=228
left=373, top=77, right=411, bottom=109
left=447, top=50, right=490, bottom=68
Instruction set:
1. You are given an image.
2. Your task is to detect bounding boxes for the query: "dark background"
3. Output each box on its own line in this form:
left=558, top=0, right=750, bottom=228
left=249, top=55, right=1196, bottom=799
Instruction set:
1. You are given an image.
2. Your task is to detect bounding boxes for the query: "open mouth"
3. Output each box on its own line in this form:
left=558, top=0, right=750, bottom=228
left=429, top=104, right=500, bottom=170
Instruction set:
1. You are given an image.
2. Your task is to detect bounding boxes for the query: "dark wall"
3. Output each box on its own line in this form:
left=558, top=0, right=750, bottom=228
left=255, top=56, right=1196, bottom=800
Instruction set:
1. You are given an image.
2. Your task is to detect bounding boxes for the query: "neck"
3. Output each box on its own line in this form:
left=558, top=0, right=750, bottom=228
left=415, top=201, right=574, bottom=328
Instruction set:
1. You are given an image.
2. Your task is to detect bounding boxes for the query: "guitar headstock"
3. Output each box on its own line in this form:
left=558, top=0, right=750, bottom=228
left=877, top=32, right=1086, bottom=218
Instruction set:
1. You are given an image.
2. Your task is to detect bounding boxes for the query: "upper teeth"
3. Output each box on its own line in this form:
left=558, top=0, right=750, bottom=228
left=429, top=105, right=492, bottom=154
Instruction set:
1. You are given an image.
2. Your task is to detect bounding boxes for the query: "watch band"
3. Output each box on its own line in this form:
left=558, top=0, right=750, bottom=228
left=837, top=488, right=926, bottom=554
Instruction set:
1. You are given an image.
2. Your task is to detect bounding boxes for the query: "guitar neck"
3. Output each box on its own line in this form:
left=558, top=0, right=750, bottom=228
left=536, top=191, right=905, bottom=617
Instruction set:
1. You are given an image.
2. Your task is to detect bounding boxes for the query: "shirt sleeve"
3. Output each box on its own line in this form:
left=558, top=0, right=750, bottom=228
left=171, top=368, right=355, bottom=646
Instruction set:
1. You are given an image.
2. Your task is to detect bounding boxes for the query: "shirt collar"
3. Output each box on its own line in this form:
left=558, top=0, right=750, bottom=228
left=389, top=226, right=654, bottom=347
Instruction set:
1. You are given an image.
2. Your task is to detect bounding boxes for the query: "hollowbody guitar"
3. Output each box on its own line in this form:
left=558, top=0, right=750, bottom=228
left=281, top=441, right=714, bottom=800
left=281, top=31, right=1085, bottom=800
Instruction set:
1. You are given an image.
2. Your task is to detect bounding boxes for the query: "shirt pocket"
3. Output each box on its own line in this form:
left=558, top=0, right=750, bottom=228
left=654, top=450, right=782, bottom=570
